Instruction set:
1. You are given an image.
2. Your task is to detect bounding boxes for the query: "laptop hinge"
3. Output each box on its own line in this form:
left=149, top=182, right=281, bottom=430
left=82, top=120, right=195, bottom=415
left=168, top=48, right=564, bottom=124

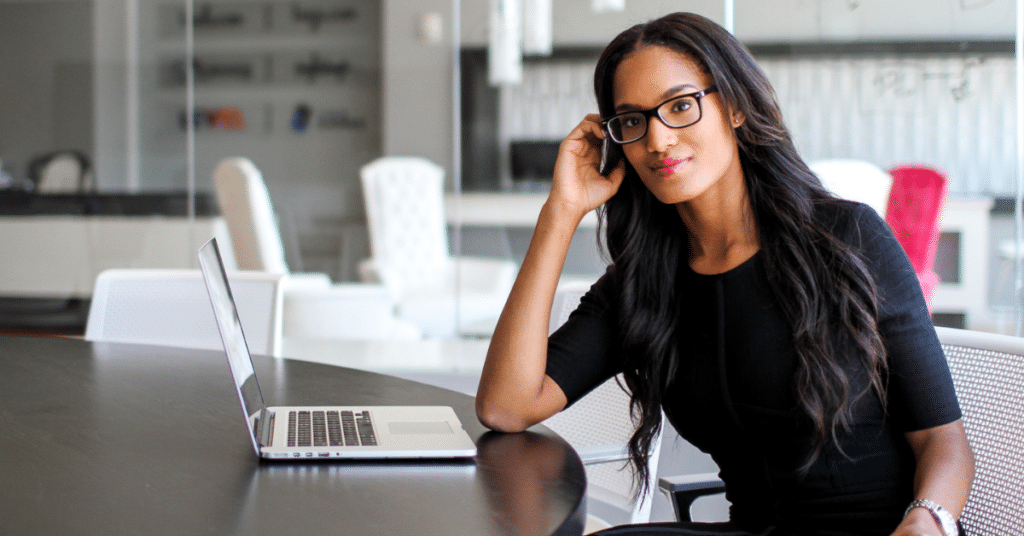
left=257, top=408, right=275, bottom=448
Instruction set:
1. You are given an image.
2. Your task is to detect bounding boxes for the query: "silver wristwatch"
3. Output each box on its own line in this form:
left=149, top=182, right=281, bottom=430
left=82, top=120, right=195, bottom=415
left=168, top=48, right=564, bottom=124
left=905, top=499, right=958, bottom=536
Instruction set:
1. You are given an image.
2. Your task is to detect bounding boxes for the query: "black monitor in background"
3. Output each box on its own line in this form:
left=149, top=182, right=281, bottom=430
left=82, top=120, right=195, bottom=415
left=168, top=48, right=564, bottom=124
left=510, top=140, right=561, bottom=183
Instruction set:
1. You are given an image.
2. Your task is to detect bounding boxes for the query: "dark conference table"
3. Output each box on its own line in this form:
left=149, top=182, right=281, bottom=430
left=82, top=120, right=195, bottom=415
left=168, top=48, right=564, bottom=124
left=0, top=336, right=586, bottom=536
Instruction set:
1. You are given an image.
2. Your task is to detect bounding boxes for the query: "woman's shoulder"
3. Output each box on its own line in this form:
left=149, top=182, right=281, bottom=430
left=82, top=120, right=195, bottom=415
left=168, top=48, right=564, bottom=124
left=812, top=197, right=880, bottom=223
left=812, top=198, right=889, bottom=240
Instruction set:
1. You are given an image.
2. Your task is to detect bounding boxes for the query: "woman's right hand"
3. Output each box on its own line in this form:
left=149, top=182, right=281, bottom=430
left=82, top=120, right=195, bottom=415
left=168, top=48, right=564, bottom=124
left=548, top=114, right=627, bottom=220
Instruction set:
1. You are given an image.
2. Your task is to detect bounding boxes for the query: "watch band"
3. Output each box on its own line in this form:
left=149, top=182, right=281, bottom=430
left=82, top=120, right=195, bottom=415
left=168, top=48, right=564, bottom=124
left=905, top=499, right=958, bottom=536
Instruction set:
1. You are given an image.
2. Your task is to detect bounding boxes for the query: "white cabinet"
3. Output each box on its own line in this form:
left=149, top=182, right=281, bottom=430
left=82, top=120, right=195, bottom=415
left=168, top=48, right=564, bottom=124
left=0, top=216, right=232, bottom=298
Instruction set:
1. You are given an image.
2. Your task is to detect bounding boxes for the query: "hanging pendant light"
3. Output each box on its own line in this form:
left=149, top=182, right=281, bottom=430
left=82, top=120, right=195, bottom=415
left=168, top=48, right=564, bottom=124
left=489, top=0, right=523, bottom=86
left=591, top=0, right=625, bottom=13
left=523, top=0, right=553, bottom=56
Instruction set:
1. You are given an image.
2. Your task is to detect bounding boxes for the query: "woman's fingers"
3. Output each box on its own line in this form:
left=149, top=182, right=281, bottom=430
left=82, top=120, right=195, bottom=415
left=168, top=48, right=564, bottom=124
left=550, top=115, right=626, bottom=216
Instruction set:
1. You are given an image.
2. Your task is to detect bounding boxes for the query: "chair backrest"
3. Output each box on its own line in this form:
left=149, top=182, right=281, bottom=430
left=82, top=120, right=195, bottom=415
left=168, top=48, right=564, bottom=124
left=809, top=159, right=893, bottom=217
left=360, top=157, right=451, bottom=292
left=885, top=166, right=948, bottom=275
left=280, top=282, right=422, bottom=340
left=543, top=282, right=663, bottom=525
left=85, top=269, right=284, bottom=357
left=935, top=327, right=1024, bottom=536
left=212, top=157, right=290, bottom=273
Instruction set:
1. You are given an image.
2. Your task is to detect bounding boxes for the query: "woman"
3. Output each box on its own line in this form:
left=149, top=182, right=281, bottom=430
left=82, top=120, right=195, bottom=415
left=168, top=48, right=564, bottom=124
left=476, top=12, right=974, bottom=536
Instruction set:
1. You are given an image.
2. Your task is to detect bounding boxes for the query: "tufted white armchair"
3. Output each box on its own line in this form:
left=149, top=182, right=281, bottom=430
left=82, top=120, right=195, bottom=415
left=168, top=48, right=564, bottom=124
left=212, top=157, right=421, bottom=340
left=360, top=157, right=517, bottom=338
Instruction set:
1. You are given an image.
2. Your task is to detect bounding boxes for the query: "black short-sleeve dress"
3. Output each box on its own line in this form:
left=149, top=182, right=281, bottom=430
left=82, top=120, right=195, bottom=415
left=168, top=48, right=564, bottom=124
left=545, top=200, right=962, bottom=536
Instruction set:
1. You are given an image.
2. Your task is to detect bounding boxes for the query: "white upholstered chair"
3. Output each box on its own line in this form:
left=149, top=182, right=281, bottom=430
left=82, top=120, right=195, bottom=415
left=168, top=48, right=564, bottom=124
left=280, top=283, right=421, bottom=340
left=543, top=280, right=664, bottom=532
left=359, top=156, right=517, bottom=338
left=212, top=157, right=295, bottom=274
left=212, top=157, right=420, bottom=340
left=809, top=159, right=893, bottom=217
left=85, top=268, right=284, bottom=357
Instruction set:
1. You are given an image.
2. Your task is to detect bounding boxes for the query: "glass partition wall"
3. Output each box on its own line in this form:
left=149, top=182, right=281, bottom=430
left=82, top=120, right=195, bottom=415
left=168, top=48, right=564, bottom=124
left=180, top=0, right=382, bottom=279
left=0, top=0, right=392, bottom=336
left=1, top=0, right=1020, bottom=341
left=732, top=0, right=1017, bottom=334
left=461, top=0, right=1020, bottom=335
left=0, top=0, right=495, bottom=341
left=0, top=0, right=212, bottom=333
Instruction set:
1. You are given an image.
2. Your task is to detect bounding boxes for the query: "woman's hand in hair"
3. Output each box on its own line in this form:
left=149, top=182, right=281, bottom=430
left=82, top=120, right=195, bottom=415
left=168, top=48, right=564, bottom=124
left=548, top=114, right=626, bottom=222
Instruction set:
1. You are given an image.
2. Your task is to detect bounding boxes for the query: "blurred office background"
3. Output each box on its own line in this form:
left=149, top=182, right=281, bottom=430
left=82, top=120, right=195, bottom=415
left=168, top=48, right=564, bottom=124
left=1, top=0, right=1021, bottom=525
left=3, top=0, right=1019, bottom=337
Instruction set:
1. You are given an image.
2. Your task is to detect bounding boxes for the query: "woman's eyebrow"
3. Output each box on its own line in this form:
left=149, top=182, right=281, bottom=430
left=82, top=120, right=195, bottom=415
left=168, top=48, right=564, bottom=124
left=614, top=83, right=700, bottom=112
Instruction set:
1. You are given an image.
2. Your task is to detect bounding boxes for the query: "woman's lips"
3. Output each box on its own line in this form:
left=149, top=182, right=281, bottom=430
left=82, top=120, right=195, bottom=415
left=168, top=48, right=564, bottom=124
left=653, top=157, right=690, bottom=176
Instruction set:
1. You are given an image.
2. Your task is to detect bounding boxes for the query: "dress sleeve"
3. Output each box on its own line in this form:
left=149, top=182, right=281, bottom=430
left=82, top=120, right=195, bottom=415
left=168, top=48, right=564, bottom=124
left=545, top=270, right=624, bottom=407
left=842, top=202, right=962, bottom=431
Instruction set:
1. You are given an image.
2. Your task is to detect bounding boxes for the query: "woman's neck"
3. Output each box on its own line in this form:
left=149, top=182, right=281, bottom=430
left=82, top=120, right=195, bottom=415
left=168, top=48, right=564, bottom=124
left=677, top=186, right=760, bottom=275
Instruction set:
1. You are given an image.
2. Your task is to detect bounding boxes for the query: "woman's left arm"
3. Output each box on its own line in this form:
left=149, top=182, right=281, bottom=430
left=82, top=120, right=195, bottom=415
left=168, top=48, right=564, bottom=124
left=891, top=419, right=975, bottom=536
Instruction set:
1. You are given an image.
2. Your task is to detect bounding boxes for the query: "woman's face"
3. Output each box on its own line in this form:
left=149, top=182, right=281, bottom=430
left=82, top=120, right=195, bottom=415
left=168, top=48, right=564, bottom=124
left=612, top=45, right=745, bottom=207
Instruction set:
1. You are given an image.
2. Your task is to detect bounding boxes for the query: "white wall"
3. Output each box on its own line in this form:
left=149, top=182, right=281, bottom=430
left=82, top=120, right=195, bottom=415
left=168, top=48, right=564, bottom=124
left=735, top=0, right=1014, bottom=42
left=3, top=0, right=1015, bottom=278
left=381, top=0, right=1016, bottom=189
left=381, top=0, right=457, bottom=180
left=457, top=0, right=1015, bottom=45
left=0, top=1, right=94, bottom=184
left=459, top=0, right=727, bottom=47
left=92, top=0, right=132, bottom=191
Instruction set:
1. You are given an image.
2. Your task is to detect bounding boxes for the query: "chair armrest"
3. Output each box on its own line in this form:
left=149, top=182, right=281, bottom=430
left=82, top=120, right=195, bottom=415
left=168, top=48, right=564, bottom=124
left=452, top=257, right=517, bottom=292
left=574, top=444, right=630, bottom=465
left=357, top=258, right=382, bottom=284
left=357, top=258, right=405, bottom=298
left=658, top=472, right=726, bottom=522
left=281, top=272, right=333, bottom=290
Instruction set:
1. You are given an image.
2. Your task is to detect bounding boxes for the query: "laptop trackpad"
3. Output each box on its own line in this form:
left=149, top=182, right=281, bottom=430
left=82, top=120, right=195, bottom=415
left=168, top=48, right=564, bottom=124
left=389, top=421, right=453, bottom=435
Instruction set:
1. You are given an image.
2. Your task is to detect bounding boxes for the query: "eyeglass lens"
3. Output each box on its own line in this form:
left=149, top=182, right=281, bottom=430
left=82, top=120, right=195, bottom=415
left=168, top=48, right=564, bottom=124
left=606, top=94, right=702, bottom=144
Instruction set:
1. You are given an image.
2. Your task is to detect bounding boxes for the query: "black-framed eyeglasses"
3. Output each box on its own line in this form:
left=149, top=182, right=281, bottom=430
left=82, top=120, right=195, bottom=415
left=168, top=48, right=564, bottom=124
left=601, top=86, right=718, bottom=144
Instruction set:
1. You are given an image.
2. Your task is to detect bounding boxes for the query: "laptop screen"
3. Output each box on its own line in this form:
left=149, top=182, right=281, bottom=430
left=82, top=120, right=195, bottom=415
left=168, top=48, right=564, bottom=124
left=198, top=238, right=266, bottom=424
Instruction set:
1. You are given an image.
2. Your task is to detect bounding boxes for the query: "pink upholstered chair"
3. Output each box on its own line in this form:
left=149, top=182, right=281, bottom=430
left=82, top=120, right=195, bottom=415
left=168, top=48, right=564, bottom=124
left=885, top=166, right=949, bottom=310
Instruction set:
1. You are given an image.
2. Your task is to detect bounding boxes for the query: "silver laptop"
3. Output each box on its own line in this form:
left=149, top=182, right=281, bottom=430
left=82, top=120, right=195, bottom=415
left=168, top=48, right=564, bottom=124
left=198, top=237, right=477, bottom=460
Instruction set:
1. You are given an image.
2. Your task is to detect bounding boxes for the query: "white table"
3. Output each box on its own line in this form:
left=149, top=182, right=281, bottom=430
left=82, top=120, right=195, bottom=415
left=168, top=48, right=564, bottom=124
left=0, top=216, right=233, bottom=298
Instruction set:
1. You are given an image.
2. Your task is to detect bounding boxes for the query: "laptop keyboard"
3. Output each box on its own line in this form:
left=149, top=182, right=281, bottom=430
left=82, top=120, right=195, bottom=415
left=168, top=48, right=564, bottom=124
left=286, top=410, right=378, bottom=447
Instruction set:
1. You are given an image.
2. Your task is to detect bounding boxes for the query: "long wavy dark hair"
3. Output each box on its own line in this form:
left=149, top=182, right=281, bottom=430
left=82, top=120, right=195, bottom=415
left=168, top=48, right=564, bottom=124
left=592, top=12, right=888, bottom=500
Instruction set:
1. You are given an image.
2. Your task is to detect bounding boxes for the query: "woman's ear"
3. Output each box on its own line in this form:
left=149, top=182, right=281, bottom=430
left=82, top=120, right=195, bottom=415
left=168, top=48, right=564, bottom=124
left=730, top=111, right=746, bottom=128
